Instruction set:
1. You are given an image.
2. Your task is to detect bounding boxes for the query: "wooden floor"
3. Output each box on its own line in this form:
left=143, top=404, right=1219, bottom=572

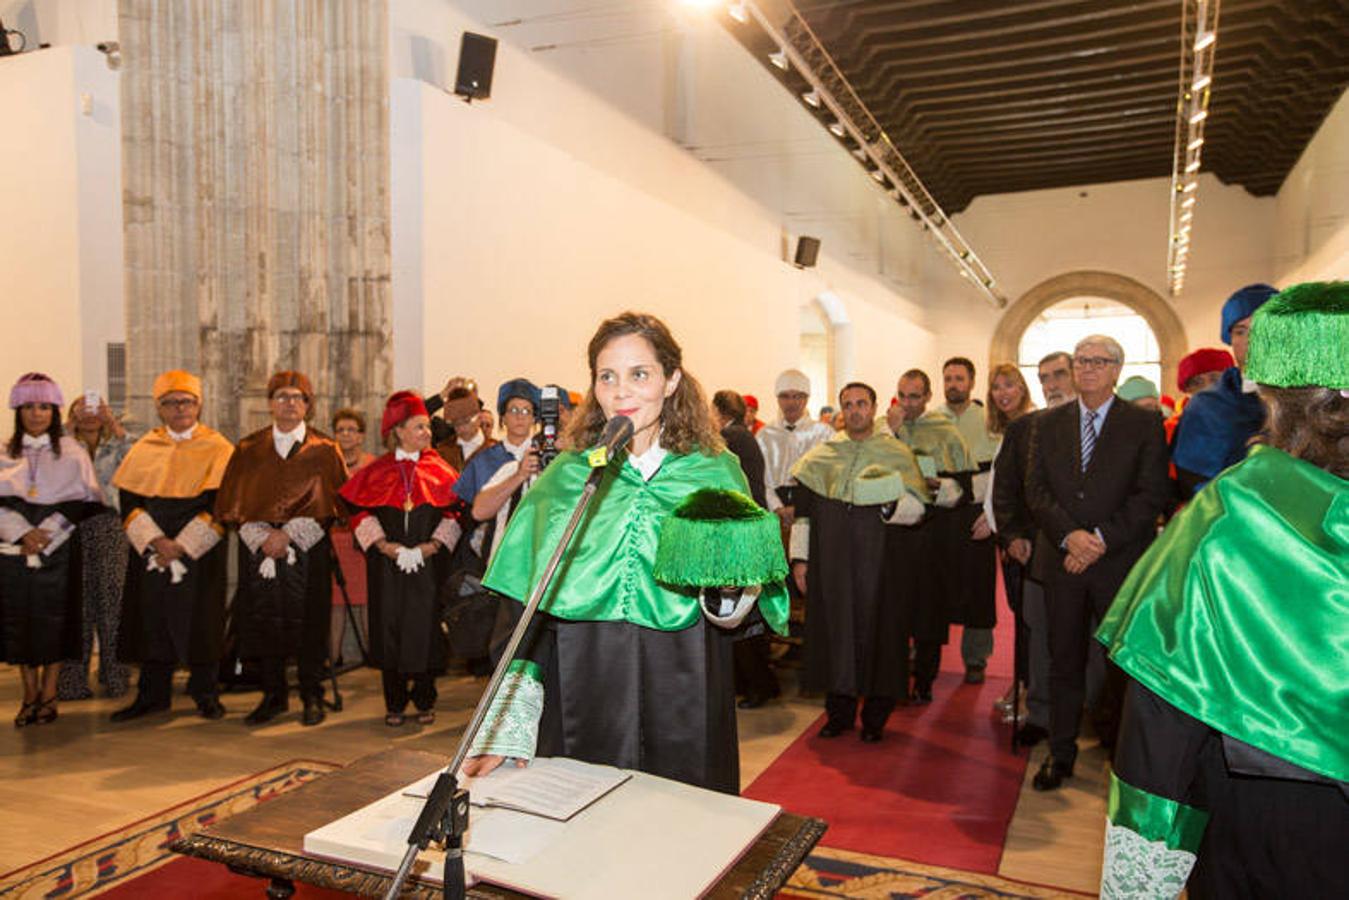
left=0, top=663, right=1105, bottom=894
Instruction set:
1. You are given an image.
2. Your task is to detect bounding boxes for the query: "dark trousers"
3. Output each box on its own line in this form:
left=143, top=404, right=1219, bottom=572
left=733, top=634, right=779, bottom=699
left=137, top=660, right=218, bottom=706
left=910, top=639, right=941, bottom=690
left=259, top=643, right=326, bottom=701
left=381, top=669, right=436, bottom=713
left=825, top=691, right=896, bottom=731
left=1045, top=555, right=1133, bottom=761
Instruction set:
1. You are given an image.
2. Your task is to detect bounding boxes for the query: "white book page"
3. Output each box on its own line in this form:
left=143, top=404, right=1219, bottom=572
left=468, top=757, right=631, bottom=821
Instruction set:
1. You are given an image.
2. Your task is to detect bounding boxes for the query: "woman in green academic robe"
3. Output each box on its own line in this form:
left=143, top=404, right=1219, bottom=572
left=462, top=312, right=789, bottom=793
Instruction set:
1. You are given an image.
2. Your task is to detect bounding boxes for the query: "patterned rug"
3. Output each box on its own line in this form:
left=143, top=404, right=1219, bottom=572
left=0, top=759, right=338, bottom=899
left=785, top=845, right=1094, bottom=899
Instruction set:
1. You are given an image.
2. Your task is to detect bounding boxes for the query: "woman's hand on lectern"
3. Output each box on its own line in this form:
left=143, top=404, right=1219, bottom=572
left=461, top=755, right=527, bottom=778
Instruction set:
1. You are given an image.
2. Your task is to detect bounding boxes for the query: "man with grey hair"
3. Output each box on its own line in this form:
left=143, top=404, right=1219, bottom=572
left=1025, top=334, right=1170, bottom=790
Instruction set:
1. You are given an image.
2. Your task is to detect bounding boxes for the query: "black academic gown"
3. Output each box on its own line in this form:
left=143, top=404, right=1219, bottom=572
left=117, top=490, right=227, bottom=666
left=233, top=535, right=332, bottom=661
left=796, top=485, right=904, bottom=699
left=0, top=497, right=88, bottom=665
left=364, top=504, right=447, bottom=675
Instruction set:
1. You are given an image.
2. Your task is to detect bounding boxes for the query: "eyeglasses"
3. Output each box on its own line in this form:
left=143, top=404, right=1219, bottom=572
left=504, top=406, right=534, bottom=418
left=272, top=392, right=307, bottom=404
left=158, top=398, right=199, bottom=409
left=1073, top=355, right=1119, bottom=370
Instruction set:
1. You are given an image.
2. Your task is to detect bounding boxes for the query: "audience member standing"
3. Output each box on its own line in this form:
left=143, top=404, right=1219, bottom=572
left=214, top=371, right=348, bottom=727
left=1171, top=283, right=1278, bottom=497
left=340, top=392, right=461, bottom=727
left=1026, top=336, right=1170, bottom=790
left=1165, top=347, right=1234, bottom=446
left=936, top=357, right=1000, bottom=683
left=58, top=394, right=133, bottom=700
left=757, top=369, right=835, bottom=525
left=790, top=383, right=929, bottom=740
left=428, top=382, right=496, bottom=471
left=887, top=370, right=974, bottom=699
left=712, top=389, right=777, bottom=708
left=1, top=374, right=102, bottom=727
left=110, top=371, right=235, bottom=722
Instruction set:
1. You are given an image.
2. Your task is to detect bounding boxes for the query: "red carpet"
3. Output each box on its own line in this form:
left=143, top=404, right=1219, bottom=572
left=745, top=569, right=1025, bottom=875
left=95, top=856, right=351, bottom=898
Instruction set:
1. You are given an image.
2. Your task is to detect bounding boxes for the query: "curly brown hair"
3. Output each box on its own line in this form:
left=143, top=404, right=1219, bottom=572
left=565, top=312, right=724, bottom=456
left=985, top=363, right=1034, bottom=435
left=1259, top=386, right=1348, bottom=479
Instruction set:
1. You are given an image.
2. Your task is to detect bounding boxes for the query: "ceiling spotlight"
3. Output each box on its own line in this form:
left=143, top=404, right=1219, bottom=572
left=828, top=121, right=846, bottom=138
left=1194, top=31, right=1216, bottom=51
left=870, top=170, right=887, bottom=183
left=1189, top=108, right=1208, bottom=124
left=1182, top=180, right=1199, bottom=193
left=1187, top=137, right=1205, bottom=151
left=1192, top=74, right=1211, bottom=92
left=851, top=147, right=868, bottom=161
left=768, top=50, right=788, bottom=70
left=1182, top=196, right=1197, bottom=209
left=802, top=90, right=821, bottom=108
left=727, top=2, right=749, bottom=23
left=1185, top=159, right=1201, bottom=173
left=1180, top=211, right=1193, bottom=222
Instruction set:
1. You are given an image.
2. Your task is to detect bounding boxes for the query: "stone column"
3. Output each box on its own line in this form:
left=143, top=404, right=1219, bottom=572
left=120, top=0, right=390, bottom=440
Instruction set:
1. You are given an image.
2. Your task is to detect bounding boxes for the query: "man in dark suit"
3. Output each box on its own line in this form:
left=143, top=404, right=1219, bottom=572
left=1026, top=335, right=1170, bottom=790
left=712, top=389, right=778, bottom=708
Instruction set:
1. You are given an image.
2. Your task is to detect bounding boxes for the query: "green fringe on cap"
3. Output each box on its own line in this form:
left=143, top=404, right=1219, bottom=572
left=1246, top=281, right=1349, bottom=389
left=653, top=489, right=789, bottom=588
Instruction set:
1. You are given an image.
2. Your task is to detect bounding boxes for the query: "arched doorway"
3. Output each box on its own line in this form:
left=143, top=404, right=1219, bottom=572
left=990, top=271, right=1186, bottom=404
left=800, top=291, right=853, bottom=414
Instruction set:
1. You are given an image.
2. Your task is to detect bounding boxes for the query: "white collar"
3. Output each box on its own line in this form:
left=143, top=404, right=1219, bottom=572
left=627, top=438, right=668, bottom=482
left=459, top=431, right=485, bottom=454
left=1241, top=375, right=1259, bottom=394
left=1079, top=395, right=1114, bottom=420
left=21, top=433, right=51, bottom=450
left=272, top=421, right=306, bottom=457
left=395, top=447, right=420, bottom=462
left=167, top=424, right=196, bottom=442
left=501, top=437, right=530, bottom=458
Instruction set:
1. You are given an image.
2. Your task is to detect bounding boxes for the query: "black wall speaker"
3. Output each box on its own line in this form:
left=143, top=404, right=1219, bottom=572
left=794, top=236, right=821, bottom=269
left=454, top=32, right=497, bottom=101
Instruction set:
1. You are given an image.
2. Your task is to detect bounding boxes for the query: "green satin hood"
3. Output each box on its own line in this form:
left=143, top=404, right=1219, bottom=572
left=790, top=431, right=930, bottom=505
left=1098, top=445, right=1349, bottom=783
left=483, top=448, right=789, bottom=634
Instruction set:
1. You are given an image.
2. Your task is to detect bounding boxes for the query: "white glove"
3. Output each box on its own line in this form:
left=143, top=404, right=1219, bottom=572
left=257, top=547, right=296, bottom=580
left=396, top=546, right=425, bottom=574
left=147, top=555, right=189, bottom=584
left=934, top=478, right=964, bottom=508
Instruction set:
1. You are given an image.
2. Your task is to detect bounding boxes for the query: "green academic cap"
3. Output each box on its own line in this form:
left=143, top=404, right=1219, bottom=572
left=653, top=489, right=788, bottom=588
left=852, top=464, right=905, bottom=506
left=1245, top=281, right=1349, bottom=390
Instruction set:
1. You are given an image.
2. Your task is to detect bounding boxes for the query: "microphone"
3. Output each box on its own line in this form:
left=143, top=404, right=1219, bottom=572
left=585, top=415, right=634, bottom=481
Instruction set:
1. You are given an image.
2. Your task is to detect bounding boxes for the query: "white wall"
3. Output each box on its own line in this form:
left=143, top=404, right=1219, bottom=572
left=0, top=46, right=123, bottom=402
left=390, top=1, right=938, bottom=412
left=1272, top=89, right=1349, bottom=284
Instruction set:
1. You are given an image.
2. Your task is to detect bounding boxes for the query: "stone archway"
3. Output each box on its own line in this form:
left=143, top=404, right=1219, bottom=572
left=990, top=271, right=1187, bottom=395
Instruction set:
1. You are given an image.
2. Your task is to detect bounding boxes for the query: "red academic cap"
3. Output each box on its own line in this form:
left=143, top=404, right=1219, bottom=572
left=743, top=394, right=759, bottom=410
left=1177, top=348, right=1234, bottom=392
left=381, top=390, right=429, bottom=439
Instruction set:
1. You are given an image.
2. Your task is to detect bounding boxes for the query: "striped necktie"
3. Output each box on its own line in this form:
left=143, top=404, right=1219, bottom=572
left=1081, top=409, right=1098, bottom=471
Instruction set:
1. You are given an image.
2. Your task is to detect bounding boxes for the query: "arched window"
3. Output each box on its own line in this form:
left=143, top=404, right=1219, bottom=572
left=1018, top=298, right=1162, bottom=408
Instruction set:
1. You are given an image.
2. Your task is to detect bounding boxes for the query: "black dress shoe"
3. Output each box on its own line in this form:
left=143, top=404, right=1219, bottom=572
left=964, top=666, right=986, bottom=685
left=859, top=726, right=883, bottom=743
left=196, top=697, right=227, bottom=720
left=110, top=698, right=170, bottom=723
left=738, top=693, right=769, bottom=710
left=1015, top=723, right=1048, bottom=747
left=1032, top=756, right=1075, bottom=791
left=910, top=684, right=933, bottom=705
left=244, top=693, right=288, bottom=726
left=818, top=721, right=851, bottom=738
left=301, top=697, right=326, bottom=727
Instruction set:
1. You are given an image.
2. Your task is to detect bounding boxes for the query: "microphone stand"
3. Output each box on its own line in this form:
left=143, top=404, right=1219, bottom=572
left=382, top=445, right=623, bottom=900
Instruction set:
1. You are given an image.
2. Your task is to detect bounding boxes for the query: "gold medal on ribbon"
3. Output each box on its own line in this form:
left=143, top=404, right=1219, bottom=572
left=403, top=497, right=414, bottom=513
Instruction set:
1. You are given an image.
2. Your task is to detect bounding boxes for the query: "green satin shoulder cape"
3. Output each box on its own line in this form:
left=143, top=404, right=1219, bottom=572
left=791, top=431, right=930, bottom=504
left=893, top=411, right=974, bottom=474
left=482, top=448, right=789, bottom=635
left=1097, top=445, right=1349, bottom=783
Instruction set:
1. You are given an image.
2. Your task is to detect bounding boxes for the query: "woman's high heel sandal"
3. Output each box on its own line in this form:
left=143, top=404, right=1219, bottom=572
left=14, top=701, right=38, bottom=728
left=33, top=698, right=58, bottom=725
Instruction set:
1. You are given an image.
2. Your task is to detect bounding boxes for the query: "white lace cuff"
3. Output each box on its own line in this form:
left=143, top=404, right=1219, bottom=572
left=239, top=521, right=273, bottom=554
left=175, top=515, right=222, bottom=560
left=282, top=516, right=325, bottom=552
left=885, top=493, right=926, bottom=525
left=1100, top=821, right=1195, bottom=900
left=0, top=508, right=32, bottom=543
left=469, top=669, right=544, bottom=761
left=431, top=516, right=461, bottom=552
left=702, top=584, right=761, bottom=629
left=124, top=508, right=166, bottom=555
left=353, top=515, right=386, bottom=552
left=36, top=512, right=76, bottom=556
left=934, top=478, right=964, bottom=508
left=789, top=520, right=810, bottom=561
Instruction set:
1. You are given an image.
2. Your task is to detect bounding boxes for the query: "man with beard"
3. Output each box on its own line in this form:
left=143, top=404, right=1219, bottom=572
left=215, top=371, right=348, bottom=727
left=790, top=383, right=929, bottom=740
left=936, top=357, right=1000, bottom=682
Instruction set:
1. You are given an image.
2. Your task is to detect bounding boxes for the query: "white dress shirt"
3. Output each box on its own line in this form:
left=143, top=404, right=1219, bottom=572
left=273, top=421, right=307, bottom=459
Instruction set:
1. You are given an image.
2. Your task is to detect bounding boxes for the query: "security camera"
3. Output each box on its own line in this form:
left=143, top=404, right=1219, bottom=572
left=95, top=40, right=120, bottom=69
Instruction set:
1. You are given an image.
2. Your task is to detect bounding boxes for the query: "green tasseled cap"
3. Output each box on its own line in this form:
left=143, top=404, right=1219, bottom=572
left=653, top=489, right=788, bottom=588
left=853, top=464, right=904, bottom=506
left=1245, top=281, right=1349, bottom=390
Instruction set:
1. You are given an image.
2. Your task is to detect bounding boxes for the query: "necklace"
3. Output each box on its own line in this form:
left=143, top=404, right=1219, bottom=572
left=397, top=458, right=415, bottom=512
